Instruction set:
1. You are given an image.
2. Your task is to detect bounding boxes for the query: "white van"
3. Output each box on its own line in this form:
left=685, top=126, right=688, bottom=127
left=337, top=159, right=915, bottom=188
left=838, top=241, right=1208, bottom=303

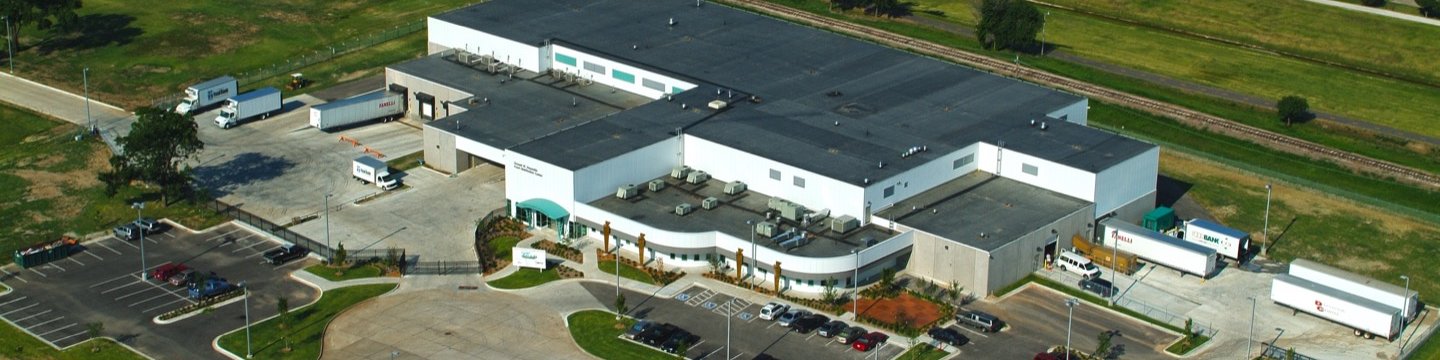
left=1056, top=251, right=1101, bottom=278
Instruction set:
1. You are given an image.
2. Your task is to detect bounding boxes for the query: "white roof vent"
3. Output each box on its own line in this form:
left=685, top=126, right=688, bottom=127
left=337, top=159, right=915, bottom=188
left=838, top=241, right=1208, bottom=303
left=708, top=100, right=728, bottom=110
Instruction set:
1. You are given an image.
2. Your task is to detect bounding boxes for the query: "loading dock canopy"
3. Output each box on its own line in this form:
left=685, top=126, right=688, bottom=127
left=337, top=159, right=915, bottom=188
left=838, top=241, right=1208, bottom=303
left=517, top=198, right=569, bottom=219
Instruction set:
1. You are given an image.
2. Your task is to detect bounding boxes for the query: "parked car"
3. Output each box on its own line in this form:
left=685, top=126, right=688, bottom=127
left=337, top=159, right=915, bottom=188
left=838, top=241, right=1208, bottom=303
left=1033, top=352, right=1063, bottom=360
left=1078, top=277, right=1115, bottom=298
left=752, top=354, right=776, bottom=360
left=851, top=332, right=889, bottom=351
left=759, top=302, right=789, bottom=321
left=263, top=245, right=309, bottom=265
left=956, top=310, right=1004, bottom=332
left=168, top=268, right=198, bottom=287
left=1056, top=250, right=1101, bottom=278
left=777, top=309, right=810, bottom=327
left=150, top=263, right=189, bottom=282
left=132, top=217, right=163, bottom=234
left=626, top=320, right=654, bottom=340
left=837, top=326, right=867, bottom=344
left=927, top=327, right=969, bottom=347
left=817, top=320, right=848, bottom=337
left=113, top=224, right=140, bottom=241
left=790, top=314, right=829, bottom=333
left=659, top=330, right=698, bottom=353
left=640, top=324, right=680, bottom=346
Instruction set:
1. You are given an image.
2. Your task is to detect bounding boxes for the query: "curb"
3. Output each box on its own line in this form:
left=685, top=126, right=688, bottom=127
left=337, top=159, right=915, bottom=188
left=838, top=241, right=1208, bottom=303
left=209, top=275, right=397, bottom=359
left=154, top=291, right=248, bottom=325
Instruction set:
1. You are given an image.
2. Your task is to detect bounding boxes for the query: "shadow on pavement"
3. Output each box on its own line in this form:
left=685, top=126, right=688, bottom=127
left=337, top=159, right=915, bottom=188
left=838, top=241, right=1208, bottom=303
left=192, top=152, right=296, bottom=197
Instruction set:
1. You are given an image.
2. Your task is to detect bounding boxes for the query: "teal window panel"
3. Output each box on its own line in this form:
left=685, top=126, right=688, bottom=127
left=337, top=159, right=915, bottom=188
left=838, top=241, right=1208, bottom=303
left=612, top=69, right=636, bottom=83
left=555, top=53, right=577, bottom=66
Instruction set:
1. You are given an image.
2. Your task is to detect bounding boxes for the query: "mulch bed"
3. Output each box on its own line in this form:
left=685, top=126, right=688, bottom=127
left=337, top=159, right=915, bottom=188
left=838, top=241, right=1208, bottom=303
left=850, top=292, right=943, bottom=328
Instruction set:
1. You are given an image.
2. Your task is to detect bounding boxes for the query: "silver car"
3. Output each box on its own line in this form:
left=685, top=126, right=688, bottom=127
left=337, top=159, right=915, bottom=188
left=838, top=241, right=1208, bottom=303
left=776, top=309, right=810, bottom=327
left=133, top=217, right=163, bottom=234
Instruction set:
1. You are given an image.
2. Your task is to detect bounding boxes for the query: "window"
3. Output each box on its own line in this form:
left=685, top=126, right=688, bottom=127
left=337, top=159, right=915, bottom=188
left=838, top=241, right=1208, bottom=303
left=555, top=53, right=578, bottom=66
left=770, top=169, right=781, bottom=180
left=669, top=252, right=676, bottom=260
left=681, top=254, right=688, bottom=261
left=883, top=186, right=895, bottom=198
left=1022, top=163, right=1039, bottom=176
left=793, top=176, right=806, bottom=188
left=582, top=61, right=605, bottom=74
left=612, top=69, right=636, bottom=83
left=642, top=78, right=665, bottom=91
left=953, top=154, right=974, bottom=169
left=807, top=279, right=814, bottom=286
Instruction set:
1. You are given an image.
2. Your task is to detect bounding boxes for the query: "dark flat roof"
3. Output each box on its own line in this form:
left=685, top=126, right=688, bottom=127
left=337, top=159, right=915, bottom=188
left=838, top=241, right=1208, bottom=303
left=432, top=0, right=1154, bottom=179
left=588, top=176, right=898, bottom=258
left=876, top=172, right=1091, bottom=251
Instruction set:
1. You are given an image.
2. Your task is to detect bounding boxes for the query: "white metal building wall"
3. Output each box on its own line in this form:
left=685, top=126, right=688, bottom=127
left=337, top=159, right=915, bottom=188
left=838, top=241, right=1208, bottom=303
left=549, top=44, right=696, bottom=100
left=573, top=137, right=683, bottom=202
left=976, top=142, right=1097, bottom=203
left=427, top=17, right=543, bottom=73
left=1047, top=98, right=1089, bottom=126
left=863, top=143, right=981, bottom=217
left=682, top=135, right=867, bottom=220
left=505, top=151, right=577, bottom=214
left=1093, top=146, right=1160, bottom=220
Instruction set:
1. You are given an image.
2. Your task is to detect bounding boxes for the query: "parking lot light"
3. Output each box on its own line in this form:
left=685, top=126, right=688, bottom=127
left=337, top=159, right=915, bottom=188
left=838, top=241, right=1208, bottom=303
left=133, top=202, right=146, bottom=280
left=746, top=220, right=756, bottom=290
left=1247, top=296, right=1256, bottom=359
left=852, top=248, right=860, bottom=317
left=324, top=193, right=333, bottom=253
left=244, top=287, right=252, bottom=358
left=1064, top=298, right=1079, bottom=360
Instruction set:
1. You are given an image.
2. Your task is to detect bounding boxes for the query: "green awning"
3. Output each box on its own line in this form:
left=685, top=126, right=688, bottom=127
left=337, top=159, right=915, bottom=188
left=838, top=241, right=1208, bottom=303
left=517, top=198, right=569, bottom=219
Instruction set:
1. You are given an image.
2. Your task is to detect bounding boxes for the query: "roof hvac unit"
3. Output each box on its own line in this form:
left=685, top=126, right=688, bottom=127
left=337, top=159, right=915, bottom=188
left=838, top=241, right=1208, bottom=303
left=779, top=202, right=808, bottom=222
left=755, top=221, right=779, bottom=237
left=675, top=203, right=695, bottom=216
left=648, top=179, right=667, bottom=192
left=831, top=215, right=859, bottom=234
left=767, top=197, right=791, bottom=211
left=616, top=184, right=639, bottom=199
left=702, top=197, right=720, bottom=210
left=723, top=181, right=747, bottom=195
left=686, top=171, right=710, bottom=184
left=708, top=100, right=729, bottom=110
left=671, top=166, right=691, bottom=179
left=779, top=232, right=811, bottom=250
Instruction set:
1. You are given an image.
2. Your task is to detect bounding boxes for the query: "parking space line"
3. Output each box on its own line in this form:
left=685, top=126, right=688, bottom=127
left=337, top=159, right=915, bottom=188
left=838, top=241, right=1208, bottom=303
left=1, top=303, right=39, bottom=316
left=156, top=232, right=175, bottom=239
left=143, top=297, right=192, bottom=313
left=0, top=268, right=27, bottom=283
left=82, top=250, right=104, bottom=260
left=50, top=331, right=88, bottom=343
left=95, top=241, right=124, bottom=255
left=100, top=280, right=145, bottom=294
left=203, top=228, right=244, bottom=242
left=805, top=333, right=817, bottom=341
left=144, top=236, right=160, bottom=244
left=11, top=309, right=53, bottom=323
left=129, top=292, right=177, bottom=307
left=691, top=340, right=707, bottom=348
left=232, top=238, right=271, bottom=253
left=90, top=273, right=140, bottom=288
left=699, top=347, right=724, bottom=359
left=43, top=263, right=66, bottom=272
left=957, top=327, right=990, bottom=338
left=113, top=287, right=156, bottom=301
left=35, top=323, right=75, bottom=336
left=27, top=315, right=64, bottom=328
left=729, top=352, right=746, bottom=360
left=27, top=268, right=47, bottom=278
left=0, top=296, right=28, bottom=307
left=112, top=238, right=140, bottom=249
left=66, top=257, right=85, bottom=266
left=248, top=246, right=282, bottom=258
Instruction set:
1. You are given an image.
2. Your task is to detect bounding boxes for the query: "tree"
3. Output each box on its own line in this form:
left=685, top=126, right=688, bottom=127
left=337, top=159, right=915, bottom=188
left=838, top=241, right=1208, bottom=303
left=0, top=0, right=83, bottom=48
left=332, top=242, right=348, bottom=268
left=1285, top=347, right=1296, bottom=360
left=1276, top=95, right=1309, bottom=127
left=879, top=268, right=897, bottom=296
left=99, top=107, right=204, bottom=203
left=822, top=277, right=839, bottom=305
left=976, top=0, right=1044, bottom=52
left=1095, top=330, right=1114, bottom=359
left=615, top=294, right=628, bottom=320
left=85, top=322, right=103, bottom=352
left=707, top=255, right=723, bottom=275
left=1419, top=0, right=1440, bottom=17
left=276, top=297, right=290, bottom=330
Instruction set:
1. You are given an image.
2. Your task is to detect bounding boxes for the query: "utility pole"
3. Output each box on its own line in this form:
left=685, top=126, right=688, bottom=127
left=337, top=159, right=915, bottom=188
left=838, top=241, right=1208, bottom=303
left=244, top=287, right=252, bottom=358
left=1261, top=184, right=1272, bottom=257
left=4, top=16, right=12, bottom=74
left=133, top=202, right=146, bottom=279
left=83, top=67, right=93, bottom=134
left=746, top=220, right=756, bottom=290
left=1248, top=296, right=1256, bottom=359
left=1400, top=274, right=1410, bottom=357
left=1041, top=11, right=1050, bottom=56
left=1065, top=298, right=1079, bottom=360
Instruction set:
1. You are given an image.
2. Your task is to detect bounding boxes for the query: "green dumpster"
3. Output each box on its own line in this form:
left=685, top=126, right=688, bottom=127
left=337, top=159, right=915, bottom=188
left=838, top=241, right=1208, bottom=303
left=13, top=237, right=78, bottom=269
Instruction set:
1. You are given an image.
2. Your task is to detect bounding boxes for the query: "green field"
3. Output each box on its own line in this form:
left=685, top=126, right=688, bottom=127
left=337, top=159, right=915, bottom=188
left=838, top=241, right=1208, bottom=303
left=0, top=104, right=227, bottom=261
left=303, top=263, right=385, bottom=282
left=567, top=310, right=674, bottom=360
left=7, top=0, right=463, bottom=108
left=598, top=260, right=657, bottom=285
left=217, top=284, right=396, bottom=359
left=488, top=268, right=562, bottom=289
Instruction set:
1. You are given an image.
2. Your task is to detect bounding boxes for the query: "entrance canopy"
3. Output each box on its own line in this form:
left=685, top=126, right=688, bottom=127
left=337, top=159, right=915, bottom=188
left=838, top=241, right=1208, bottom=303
left=517, top=198, right=569, bottom=220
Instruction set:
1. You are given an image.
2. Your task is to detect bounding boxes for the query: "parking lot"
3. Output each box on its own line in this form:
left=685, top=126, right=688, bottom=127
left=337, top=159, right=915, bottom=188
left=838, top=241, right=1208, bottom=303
left=581, top=282, right=906, bottom=360
left=0, top=222, right=317, bottom=359
left=952, top=285, right=1178, bottom=359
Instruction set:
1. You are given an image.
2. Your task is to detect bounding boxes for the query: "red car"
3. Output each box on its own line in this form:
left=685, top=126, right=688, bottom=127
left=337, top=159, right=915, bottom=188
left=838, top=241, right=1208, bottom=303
left=150, top=263, right=188, bottom=282
left=851, top=331, right=889, bottom=352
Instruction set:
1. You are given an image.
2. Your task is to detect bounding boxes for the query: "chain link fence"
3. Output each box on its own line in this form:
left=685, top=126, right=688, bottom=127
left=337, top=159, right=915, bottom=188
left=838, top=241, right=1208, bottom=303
left=205, top=199, right=399, bottom=263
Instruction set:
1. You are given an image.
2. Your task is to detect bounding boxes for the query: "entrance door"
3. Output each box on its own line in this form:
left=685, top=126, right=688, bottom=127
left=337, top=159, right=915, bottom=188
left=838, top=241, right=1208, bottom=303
left=416, top=92, right=436, bottom=120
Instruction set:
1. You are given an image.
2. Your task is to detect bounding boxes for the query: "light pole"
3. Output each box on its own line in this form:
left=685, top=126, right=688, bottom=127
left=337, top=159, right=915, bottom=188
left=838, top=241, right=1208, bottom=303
left=1065, top=298, right=1079, bottom=360
left=725, top=301, right=732, bottom=360
left=852, top=248, right=860, bottom=317
left=614, top=242, right=621, bottom=320
left=1110, top=236, right=1119, bottom=306
left=324, top=193, right=333, bottom=252
left=83, top=67, right=93, bottom=134
left=746, top=220, right=756, bottom=290
left=1248, top=296, right=1257, bottom=359
left=1261, top=184, right=1272, bottom=257
left=1041, top=11, right=1050, bottom=56
left=243, top=287, right=252, bottom=358
left=4, top=16, right=12, bottom=74
left=133, top=202, right=147, bottom=279
left=1400, top=274, right=1410, bottom=356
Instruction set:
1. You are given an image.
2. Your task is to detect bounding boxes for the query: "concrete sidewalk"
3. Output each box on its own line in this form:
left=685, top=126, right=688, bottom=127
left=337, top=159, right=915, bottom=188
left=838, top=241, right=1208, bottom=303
left=289, top=268, right=402, bottom=292
left=1305, top=0, right=1440, bottom=27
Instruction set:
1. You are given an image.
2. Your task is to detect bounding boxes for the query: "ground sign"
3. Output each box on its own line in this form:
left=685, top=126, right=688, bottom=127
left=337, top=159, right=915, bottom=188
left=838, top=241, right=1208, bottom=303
left=514, top=247, right=547, bottom=269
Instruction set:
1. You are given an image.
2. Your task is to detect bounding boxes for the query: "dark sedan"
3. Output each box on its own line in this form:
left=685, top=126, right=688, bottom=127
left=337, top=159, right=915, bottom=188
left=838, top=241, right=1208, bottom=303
left=790, top=314, right=830, bottom=334
left=927, top=327, right=969, bottom=347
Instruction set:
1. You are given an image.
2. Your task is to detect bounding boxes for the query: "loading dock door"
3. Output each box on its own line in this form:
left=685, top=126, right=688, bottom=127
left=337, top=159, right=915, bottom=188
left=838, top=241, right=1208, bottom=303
left=416, top=92, right=436, bottom=120
left=388, top=84, right=409, bottom=112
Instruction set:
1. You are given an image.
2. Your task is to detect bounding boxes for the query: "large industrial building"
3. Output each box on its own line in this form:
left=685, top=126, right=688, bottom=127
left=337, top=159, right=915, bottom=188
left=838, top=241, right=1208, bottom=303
left=385, top=0, right=1159, bottom=295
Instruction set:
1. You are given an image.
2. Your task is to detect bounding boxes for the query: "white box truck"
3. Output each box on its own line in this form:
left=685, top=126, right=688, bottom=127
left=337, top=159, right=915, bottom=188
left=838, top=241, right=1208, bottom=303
left=1181, top=219, right=1250, bottom=260
left=352, top=156, right=399, bottom=190
left=1271, top=274, right=1402, bottom=340
left=174, top=76, right=237, bottom=114
left=309, top=91, right=404, bottom=130
left=214, top=87, right=282, bottom=129
left=1289, top=258, right=1419, bottom=320
left=1101, top=219, right=1218, bottom=278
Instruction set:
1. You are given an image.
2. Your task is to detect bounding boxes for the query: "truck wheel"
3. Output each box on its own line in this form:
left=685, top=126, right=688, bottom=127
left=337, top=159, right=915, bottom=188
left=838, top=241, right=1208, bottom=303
left=1354, top=329, right=1363, bottom=337
left=1364, top=332, right=1374, bottom=340
left=1060, top=265, right=1067, bottom=272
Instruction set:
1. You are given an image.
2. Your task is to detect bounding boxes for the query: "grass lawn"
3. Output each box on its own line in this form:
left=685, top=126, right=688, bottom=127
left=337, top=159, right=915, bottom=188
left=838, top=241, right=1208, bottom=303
left=1410, top=333, right=1440, bottom=360
left=896, top=343, right=948, bottom=360
left=385, top=150, right=426, bottom=172
left=489, top=235, right=523, bottom=261
left=303, top=263, right=385, bottom=282
left=0, top=104, right=227, bottom=263
left=239, top=31, right=427, bottom=98
left=7, top=0, right=465, bottom=108
left=567, top=310, right=674, bottom=360
left=598, top=260, right=656, bottom=285
left=1165, top=334, right=1211, bottom=355
left=217, top=284, right=396, bottom=359
left=487, top=267, right=562, bottom=289
left=0, top=326, right=146, bottom=360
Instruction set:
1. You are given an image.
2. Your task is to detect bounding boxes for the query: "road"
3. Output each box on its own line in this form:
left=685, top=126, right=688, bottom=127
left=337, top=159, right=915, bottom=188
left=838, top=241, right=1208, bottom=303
left=1302, top=0, right=1440, bottom=27
left=0, top=72, right=136, bottom=152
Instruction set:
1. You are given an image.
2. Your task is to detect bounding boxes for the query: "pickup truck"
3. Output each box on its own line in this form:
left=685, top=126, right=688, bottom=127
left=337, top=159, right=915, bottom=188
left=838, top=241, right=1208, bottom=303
left=263, top=245, right=309, bottom=265
left=188, top=278, right=234, bottom=299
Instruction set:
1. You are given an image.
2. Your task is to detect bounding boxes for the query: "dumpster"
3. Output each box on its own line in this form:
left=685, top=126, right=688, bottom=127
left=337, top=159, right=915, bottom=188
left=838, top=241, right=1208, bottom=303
left=13, top=236, right=78, bottom=269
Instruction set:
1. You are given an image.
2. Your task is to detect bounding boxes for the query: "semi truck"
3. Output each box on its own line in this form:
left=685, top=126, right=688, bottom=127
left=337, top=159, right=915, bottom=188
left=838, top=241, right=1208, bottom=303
left=1070, top=234, right=1139, bottom=275
left=1181, top=219, right=1250, bottom=260
left=174, top=76, right=237, bottom=114
left=309, top=91, right=404, bottom=130
left=1101, top=219, right=1218, bottom=278
left=352, top=155, right=400, bottom=190
left=1289, top=258, right=1419, bottom=320
left=214, top=87, right=282, bottom=129
left=1271, top=274, right=1402, bottom=340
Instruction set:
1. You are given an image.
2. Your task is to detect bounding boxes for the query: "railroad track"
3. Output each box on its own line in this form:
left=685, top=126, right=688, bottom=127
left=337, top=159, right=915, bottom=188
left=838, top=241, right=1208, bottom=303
left=724, top=0, right=1440, bottom=189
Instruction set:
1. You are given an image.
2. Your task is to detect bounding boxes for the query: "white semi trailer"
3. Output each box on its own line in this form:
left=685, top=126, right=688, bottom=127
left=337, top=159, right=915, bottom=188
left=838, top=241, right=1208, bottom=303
left=174, top=76, right=237, bottom=114
left=214, top=87, right=281, bottom=129
left=1181, top=219, right=1250, bottom=260
left=309, top=91, right=404, bottom=130
left=1101, top=219, right=1218, bottom=278
left=1289, top=258, right=1419, bottom=320
left=1271, top=274, right=1403, bottom=340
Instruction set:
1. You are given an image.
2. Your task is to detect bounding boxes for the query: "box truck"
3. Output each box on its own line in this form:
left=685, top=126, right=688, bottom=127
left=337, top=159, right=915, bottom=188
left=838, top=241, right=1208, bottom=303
left=353, top=155, right=399, bottom=190
left=1289, top=258, right=1419, bottom=320
left=1272, top=274, right=1402, bottom=340
left=309, top=91, right=404, bottom=130
left=174, top=76, right=237, bottom=114
left=1101, top=219, right=1218, bottom=278
left=1181, top=219, right=1250, bottom=260
left=214, top=87, right=282, bottom=129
